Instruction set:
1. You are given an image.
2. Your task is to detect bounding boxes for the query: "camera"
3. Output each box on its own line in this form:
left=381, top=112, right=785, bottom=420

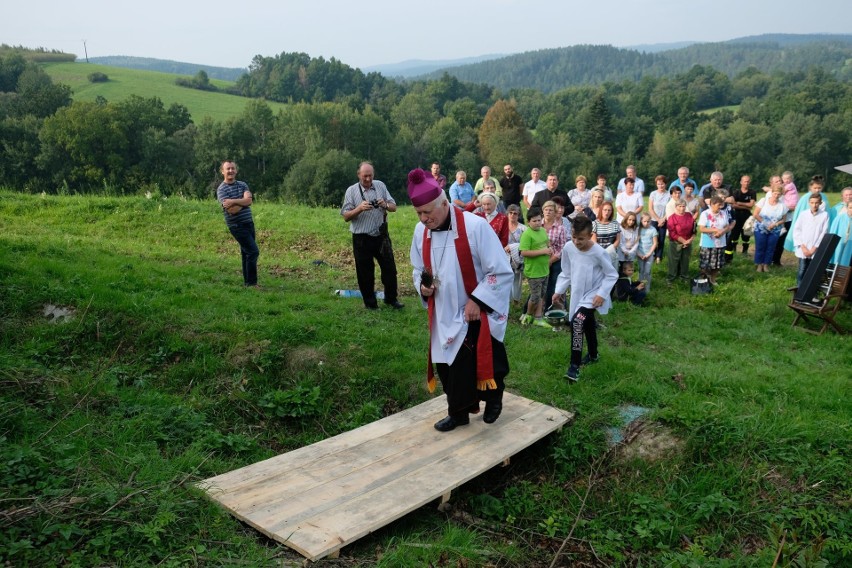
left=370, top=199, right=381, bottom=208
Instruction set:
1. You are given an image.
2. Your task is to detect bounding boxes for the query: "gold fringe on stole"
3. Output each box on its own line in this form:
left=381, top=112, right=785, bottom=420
left=476, top=378, right=497, bottom=391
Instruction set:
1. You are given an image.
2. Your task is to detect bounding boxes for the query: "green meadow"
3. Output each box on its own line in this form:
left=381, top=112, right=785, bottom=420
left=42, top=62, right=289, bottom=122
left=1, top=191, right=849, bottom=566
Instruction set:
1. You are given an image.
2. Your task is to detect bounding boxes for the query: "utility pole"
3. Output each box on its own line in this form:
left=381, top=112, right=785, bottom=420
left=82, top=40, right=89, bottom=63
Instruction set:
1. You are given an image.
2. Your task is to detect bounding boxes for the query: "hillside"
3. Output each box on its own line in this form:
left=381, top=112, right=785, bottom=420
left=362, top=54, right=506, bottom=78
left=42, top=62, right=288, bottom=123
left=420, top=34, right=852, bottom=93
left=1, top=192, right=849, bottom=565
left=88, top=55, right=247, bottom=81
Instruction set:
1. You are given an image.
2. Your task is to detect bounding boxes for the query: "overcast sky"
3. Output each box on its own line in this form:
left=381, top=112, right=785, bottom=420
left=7, top=0, right=851, bottom=70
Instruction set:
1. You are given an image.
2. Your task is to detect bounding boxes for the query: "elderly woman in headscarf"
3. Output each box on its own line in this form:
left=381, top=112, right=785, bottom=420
left=465, top=178, right=507, bottom=215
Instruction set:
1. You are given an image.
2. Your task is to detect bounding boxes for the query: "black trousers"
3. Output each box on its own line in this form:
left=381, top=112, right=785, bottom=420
left=772, top=220, right=791, bottom=264
left=728, top=213, right=751, bottom=255
left=570, top=307, right=598, bottom=367
left=436, top=321, right=509, bottom=419
left=651, top=220, right=667, bottom=260
left=352, top=232, right=398, bottom=306
left=228, top=221, right=259, bottom=286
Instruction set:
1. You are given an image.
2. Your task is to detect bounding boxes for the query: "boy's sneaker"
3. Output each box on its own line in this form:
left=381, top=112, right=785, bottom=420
left=564, top=365, right=580, bottom=382
left=533, top=318, right=552, bottom=329
left=581, top=354, right=599, bottom=365
left=519, top=314, right=532, bottom=325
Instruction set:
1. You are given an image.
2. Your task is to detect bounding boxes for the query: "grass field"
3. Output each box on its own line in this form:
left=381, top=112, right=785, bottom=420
left=42, top=62, right=289, bottom=123
left=1, top=191, right=849, bottom=566
left=698, top=105, right=741, bottom=115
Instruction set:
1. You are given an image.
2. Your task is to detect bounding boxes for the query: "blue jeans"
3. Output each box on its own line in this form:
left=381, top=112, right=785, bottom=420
left=797, top=257, right=811, bottom=287
left=753, top=230, right=779, bottom=266
left=228, top=222, right=259, bottom=286
left=638, top=256, right=653, bottom=292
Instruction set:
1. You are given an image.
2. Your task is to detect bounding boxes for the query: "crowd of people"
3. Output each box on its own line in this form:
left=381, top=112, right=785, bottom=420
left=217, top=159, right=851, bottom=425
left=443, top=163, right=851, bottom=297
left=429, top=162, right=852, bottom=378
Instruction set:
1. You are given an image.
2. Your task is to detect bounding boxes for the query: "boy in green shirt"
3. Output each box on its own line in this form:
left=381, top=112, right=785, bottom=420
left=519, top=208, right=552, bottom=328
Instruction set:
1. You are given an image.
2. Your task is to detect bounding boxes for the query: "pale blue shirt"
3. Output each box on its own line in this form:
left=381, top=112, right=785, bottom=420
left=449, top=181, right=475, bottom=207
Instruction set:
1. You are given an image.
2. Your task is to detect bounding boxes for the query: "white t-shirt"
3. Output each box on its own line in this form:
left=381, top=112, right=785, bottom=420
left=615, top=192, right=643, bottom=222
left=523, top=180, right=547, bottom=204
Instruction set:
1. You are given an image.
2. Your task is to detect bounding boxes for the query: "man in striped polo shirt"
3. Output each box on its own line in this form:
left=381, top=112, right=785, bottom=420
left=217, top=160, right=260, bottom=287
left=341, top=162, right=404, bottom=310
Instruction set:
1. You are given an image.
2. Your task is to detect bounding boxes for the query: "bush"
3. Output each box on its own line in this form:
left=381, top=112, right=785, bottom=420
left=87, top=72, right=108, bottom=83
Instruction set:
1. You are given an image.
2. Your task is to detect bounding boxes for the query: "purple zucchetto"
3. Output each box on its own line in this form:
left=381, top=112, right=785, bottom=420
left=407, top=168, right=443, bottom=206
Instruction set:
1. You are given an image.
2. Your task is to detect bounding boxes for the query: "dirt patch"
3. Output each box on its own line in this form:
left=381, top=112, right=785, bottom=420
left=616, top=419, right=683, bottom=462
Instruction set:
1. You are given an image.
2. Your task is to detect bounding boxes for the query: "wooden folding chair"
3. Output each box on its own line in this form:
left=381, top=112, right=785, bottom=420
left=787, top=264, right=850, bottom=335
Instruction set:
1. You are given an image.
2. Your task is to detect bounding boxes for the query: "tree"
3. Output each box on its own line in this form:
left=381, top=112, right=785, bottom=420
left=193, top=70, right=211, bottom=90
left=422, top=117, right=467, bottom=171
left=443, top=98, right=482, bottom=130
left=775, top=112, right=829, bottom=178
left=691, top=120, right=725, bottom=177
left=8, top=65, right=71, bottom=118
left=0, top=115, right=44, bottom=190
left=543, top=132, right=583, bottom=180
left=580, top=92, right=614, bottom=152
left=639, top=129, right=687, bottom=181
left=478, top=99, right=543, bottom=174
left=280, top=148, right=360, bottom=206
left=38, top=101, right=128, bottom=188
left=716, top=119, right=775, bottom=182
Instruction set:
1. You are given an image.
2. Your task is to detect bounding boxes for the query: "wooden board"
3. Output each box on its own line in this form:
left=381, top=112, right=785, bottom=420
left=198, top=392, right=573, bottom=561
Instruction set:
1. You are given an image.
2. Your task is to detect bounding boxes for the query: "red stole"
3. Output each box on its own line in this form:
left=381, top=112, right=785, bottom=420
left=422, top=207, right=497, bottom=393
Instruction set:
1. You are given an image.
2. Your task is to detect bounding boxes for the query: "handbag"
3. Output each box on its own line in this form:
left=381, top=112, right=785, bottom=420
left=691, top=275, right=714, bottom=295
left=742, top=215, right=756, bottom=237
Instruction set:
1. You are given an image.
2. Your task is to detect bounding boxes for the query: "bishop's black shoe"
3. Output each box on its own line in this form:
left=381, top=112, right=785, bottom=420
left=483, top=401, right=502, bottom=424
left=433, top=415, right=469, bottom=432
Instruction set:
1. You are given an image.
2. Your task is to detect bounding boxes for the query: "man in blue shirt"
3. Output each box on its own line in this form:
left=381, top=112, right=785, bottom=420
left=449, top=170, right=475, bottom=208
left=668, top=166, right=698, bottom=195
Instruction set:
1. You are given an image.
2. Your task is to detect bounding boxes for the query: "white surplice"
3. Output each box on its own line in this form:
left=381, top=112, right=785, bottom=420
left=554, top=241, right=619, bottom=320
left=410, top=211, right=512, bottom=365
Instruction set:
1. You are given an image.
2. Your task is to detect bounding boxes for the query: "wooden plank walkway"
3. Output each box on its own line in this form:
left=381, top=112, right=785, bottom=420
left=198, top=392, right=573, bottom=561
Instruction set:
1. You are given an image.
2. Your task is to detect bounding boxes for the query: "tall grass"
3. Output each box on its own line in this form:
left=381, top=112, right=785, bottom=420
left=1, top=190, right=849, bottom=566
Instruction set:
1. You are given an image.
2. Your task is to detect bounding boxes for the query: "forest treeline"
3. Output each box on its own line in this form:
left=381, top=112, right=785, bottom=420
left=423, top=37, right=852, bottom=93
left=1, top=48, right=851, bottom=205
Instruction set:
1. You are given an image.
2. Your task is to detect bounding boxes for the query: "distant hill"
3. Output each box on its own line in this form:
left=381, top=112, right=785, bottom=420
left=42, top=62, right=287, bottom=123
left=418, top=34, right=852, bottom=93
left=362, top=54, right=505, bottom=78
left=87, top=56, right=246, bottom=82
left=726, top=33, right=852, bottom=46
left=624, top=41, right=697, bottom=53
left=0, top=44, right=75, bottom=63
